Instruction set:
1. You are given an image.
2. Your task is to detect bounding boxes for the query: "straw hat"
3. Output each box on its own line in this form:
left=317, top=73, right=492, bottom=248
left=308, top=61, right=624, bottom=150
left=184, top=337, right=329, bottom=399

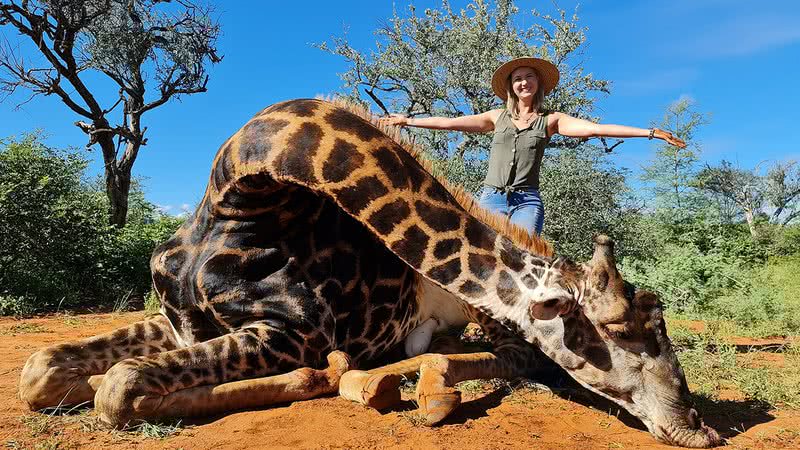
left=491, top=57, right=559, bottom=100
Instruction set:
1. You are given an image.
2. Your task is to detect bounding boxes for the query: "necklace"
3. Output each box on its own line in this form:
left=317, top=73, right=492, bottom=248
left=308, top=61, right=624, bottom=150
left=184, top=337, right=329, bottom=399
left=518, top=110, right=537, bottom=123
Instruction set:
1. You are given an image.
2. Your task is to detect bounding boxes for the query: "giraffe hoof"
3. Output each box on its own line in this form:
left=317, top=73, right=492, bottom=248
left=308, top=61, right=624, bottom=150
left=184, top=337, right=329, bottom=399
left=415, top=363, right=461, bottom=426
left=339, top=370, right=402, bottom=410
left=326, top=351, right=355, bottom=379
left=417, top=388, right=461, bottom=426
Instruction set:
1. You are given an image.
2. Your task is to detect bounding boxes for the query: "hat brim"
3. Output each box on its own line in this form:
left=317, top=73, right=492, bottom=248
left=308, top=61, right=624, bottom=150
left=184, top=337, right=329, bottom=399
left=491, top=57, right=559, bottom=101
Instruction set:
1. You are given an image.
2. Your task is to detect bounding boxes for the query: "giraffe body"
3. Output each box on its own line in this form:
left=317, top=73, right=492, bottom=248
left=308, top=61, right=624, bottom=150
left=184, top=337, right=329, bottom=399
left=20, top=99, right=720, bottom=448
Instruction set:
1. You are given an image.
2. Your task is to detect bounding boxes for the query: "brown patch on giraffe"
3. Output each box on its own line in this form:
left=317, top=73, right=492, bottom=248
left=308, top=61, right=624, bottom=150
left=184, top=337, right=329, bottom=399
left=238, top=118, right=290, bottom=164
left=213, top=142, right=236, bottom=190
left=465, top=217, right=496, bottom=251
left=326, top=97, right=554, bottom=257
left=268, top=99, right=320, bottom=117
left=499, top=239, right=525, bottom=272
left=433, top=238, right=462, bottom=260
left=496, top=271, right=521, bottom=306
left=414, top=200, right=461, bottom=232
left=393, top=148, right=427, bottom=192
left=332, top=175, right=390, bottom=215
left=280, top=122, right=324, bottom=184
left=373, top=146, right=408, bottom=189
left=390, top=225, right=430, bottom=268
left=367, top=198, right=411, bottom=235
left=427, top=258, right=462, bottom=285
left=521, top=274, right=539, bottom=290
left=324, top=108, right=385, bottom=142
left=468, top=253, right=496, bottom=281
left=323, top=139, right=363, bottom=183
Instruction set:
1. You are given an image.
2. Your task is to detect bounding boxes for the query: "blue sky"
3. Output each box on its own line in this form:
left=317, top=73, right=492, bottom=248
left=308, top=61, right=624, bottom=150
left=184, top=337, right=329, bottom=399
left=1, top=0, right=799, bottom=215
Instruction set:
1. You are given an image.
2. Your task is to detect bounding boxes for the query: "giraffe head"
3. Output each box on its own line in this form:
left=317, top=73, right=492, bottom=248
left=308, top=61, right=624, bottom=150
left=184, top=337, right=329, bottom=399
left=525, top=236, right=721, bottom=448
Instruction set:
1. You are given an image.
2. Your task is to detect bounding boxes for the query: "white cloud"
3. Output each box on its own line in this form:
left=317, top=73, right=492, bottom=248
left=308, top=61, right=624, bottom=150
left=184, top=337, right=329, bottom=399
left=679, top=14, right=800, bottom=58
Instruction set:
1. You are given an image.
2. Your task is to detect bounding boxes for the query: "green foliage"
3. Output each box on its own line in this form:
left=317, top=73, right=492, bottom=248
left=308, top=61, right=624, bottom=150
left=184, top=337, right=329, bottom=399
left=0, top=134, right=108, bottom=310
left=709, top=256, right=800, bottom=335
left=0, top=0, right=221, bottom=227
left=640, top=97, right=710, bottom=222
left=540, top=147, right=649, bottom=261
left=622, top=240, right=742, bottom=313
left=319, top=0, right=609, bottom=163
left=672, top=324, right=800, bottom=409
left=0, top=134, right=182, bottom=315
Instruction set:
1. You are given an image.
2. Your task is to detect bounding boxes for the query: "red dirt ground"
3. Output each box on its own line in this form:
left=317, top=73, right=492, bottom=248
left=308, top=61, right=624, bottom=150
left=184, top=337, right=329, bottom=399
left=1, top=312, right=798, bottom=450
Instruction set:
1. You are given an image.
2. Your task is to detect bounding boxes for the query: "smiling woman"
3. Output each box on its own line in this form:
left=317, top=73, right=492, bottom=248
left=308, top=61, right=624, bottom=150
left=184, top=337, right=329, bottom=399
left=379, top=57, right=686, bottom=236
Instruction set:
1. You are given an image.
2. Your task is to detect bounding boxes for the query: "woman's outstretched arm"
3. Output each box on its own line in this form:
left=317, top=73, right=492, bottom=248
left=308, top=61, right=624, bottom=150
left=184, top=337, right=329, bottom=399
left=548, top=112, right=687, bottom=148
left=379, top=110, right=502, bottom=133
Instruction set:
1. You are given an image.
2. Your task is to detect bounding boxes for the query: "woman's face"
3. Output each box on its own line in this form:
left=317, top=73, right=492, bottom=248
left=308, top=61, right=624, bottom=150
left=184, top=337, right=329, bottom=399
left=510, top=66, right=539, bottom=101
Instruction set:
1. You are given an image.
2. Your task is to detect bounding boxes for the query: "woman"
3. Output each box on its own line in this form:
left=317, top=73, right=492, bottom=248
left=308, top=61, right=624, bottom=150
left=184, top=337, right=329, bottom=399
left=379, top=57, right=686, bottom=235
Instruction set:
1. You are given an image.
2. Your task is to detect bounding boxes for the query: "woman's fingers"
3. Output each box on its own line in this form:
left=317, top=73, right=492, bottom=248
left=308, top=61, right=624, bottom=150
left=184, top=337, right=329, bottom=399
left=654, top=128, right=687, bottom=148
left=378, top=113, right=408, bottom=127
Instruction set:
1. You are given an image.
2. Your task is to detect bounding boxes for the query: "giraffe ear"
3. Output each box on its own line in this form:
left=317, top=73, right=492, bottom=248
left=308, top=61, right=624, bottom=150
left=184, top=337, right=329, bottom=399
left=529, top=296, right=576, bottom=320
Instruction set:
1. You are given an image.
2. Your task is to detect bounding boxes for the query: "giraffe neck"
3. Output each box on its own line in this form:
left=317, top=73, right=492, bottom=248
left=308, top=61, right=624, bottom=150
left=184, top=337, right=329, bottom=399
left=213, top=99, right=550, bottom=338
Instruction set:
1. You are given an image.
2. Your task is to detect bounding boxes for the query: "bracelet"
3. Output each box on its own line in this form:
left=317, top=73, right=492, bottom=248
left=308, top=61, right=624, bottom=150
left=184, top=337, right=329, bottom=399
left=648, top=128, right=655, bottom=140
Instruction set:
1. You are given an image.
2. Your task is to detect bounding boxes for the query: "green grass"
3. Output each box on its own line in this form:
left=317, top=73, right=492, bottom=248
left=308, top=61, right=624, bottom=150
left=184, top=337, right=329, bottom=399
left=126, top=420, right=184, bottom=439
left=143, top=290, right=161, bottom=313
left=673, top=324, right=800, bottom=409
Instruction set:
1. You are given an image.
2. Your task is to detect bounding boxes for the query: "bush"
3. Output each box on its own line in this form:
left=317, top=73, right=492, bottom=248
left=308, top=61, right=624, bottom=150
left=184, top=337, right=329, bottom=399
left=0, top=134, right=182, bottom=315
left=709, top=256, right=800, bottom=335
left=621, top=240, right=742, bottom=313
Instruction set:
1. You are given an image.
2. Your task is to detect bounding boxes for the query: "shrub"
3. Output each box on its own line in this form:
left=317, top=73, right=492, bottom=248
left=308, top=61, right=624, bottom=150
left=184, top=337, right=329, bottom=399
left=709, top=256, right=800, bottom=335
left=0, top=135, right=183, bottom=315
left=621, top=240, right=742, bottom=313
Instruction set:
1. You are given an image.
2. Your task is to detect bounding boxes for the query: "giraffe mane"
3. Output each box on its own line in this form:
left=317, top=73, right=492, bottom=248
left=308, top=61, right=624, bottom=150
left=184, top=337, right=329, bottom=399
left=321, top=96, right=554, bottom=258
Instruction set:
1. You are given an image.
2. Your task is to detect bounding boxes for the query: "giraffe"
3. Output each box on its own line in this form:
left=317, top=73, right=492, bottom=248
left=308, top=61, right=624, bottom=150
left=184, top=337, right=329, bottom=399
left=18, top=99, right=721, bottom=448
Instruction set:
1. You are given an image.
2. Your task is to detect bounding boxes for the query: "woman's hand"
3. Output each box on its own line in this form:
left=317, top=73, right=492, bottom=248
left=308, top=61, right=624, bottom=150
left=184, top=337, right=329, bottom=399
left=653, top=128, right=687, bottom=148
left=378, top=114, right=409, bottom=127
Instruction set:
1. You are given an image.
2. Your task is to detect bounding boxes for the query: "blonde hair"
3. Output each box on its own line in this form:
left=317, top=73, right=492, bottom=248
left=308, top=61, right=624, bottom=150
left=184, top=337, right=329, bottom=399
left=505, top=69, right=545, bottom=119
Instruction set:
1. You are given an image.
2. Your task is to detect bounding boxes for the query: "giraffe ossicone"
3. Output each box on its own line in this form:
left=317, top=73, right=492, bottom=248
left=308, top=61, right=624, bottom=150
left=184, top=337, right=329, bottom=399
left=18, top=99, right=720, bottom=448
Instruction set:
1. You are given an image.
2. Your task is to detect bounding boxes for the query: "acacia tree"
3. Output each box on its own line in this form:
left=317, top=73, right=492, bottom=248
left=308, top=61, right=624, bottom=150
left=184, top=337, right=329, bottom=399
left=0, top=0, right=221, bottom=227
left=318, top=0, right=664, bottom=259
left=696, top=160, right=800, bottom=238
left=640, top=98, right=709, bottom=222
left=317, top=0, right=609, bottom=189
left=695, top=161, right=764, bottom=237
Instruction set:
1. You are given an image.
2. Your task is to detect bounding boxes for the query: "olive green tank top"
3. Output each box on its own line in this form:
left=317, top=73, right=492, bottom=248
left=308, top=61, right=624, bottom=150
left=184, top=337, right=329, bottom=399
left=483, top=109, right=551, bottom=191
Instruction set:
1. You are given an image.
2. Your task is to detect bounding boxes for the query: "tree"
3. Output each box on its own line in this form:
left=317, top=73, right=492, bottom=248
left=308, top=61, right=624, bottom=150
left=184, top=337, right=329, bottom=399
left=539, top=146, right=650, bottom=261
left=0, top=0, right=221, bottom=227
left=696, top=160, right=800, bottom=238
left=640, top=97, right=709, bottom=222
left=764, top=161, right=800, bottom=226
left=695, top=161, right=763, bottom=237
left=318, top=0, right=663, bottom=258
left=318, top=0, right=610, bottom=187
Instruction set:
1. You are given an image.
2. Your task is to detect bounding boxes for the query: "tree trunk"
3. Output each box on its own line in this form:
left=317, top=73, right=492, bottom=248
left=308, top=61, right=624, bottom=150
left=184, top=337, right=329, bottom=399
left=95, top=122, right=132, bottom=228
left=743, top=209, right=758, bottom=239
left=106, top=168, right=131, bottom=228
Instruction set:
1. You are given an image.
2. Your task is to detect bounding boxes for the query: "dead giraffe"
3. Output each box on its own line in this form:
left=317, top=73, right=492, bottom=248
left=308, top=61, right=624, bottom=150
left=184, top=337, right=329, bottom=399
left=19, top=99, right=720, bottom=448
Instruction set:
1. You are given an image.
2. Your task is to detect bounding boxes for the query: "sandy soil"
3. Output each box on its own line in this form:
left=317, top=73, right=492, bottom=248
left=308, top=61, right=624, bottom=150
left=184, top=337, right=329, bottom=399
left=1, top=312, right=798, bottom=450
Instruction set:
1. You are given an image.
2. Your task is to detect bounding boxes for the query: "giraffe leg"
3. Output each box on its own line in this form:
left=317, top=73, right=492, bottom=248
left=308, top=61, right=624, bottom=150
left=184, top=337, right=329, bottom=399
left=19, top=315, right=178, bottom=411
left=340, top=344, right=541, bottom=426
left=338, top=333, right=476, bottom=409
left=94, top=324, right=352, bottom=428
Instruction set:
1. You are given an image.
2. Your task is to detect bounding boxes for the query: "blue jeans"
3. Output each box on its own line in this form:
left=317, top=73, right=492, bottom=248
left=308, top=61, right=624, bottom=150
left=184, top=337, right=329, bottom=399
left=477, top=187, right=545, bottom=235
